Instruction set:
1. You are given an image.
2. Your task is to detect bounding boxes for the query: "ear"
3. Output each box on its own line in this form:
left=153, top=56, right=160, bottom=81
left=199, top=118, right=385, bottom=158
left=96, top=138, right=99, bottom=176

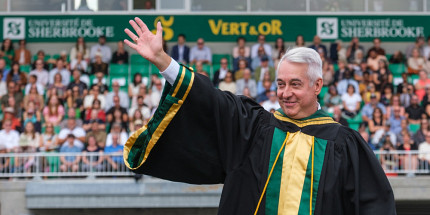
left=314, top=78, right=323, bottom=96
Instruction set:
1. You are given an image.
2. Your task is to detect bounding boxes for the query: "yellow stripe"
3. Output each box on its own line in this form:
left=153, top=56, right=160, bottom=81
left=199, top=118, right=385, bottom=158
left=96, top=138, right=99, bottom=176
left=172, top=66, right=186, bottom=97
left=310, top=136, right=314, bottom=215
left=254, top=133, right=290, bottom=215
left=278, top=132, right=313, bottom=215
left=123, top=72, right=195, bottom=170
left=123, top=125, right=148, bottom=169
left=273, top=114, right=337, bottom=127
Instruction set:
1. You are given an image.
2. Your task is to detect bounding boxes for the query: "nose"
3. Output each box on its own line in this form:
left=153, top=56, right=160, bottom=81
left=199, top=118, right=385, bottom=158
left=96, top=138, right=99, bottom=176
left=279, top=86, right=293, bottom=100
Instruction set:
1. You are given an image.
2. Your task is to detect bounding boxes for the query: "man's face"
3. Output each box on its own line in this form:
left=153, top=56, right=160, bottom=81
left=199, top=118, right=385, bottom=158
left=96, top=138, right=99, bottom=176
left=56, top=60, right=64, bottom=69
left=258, top=35, right=265, bottom=45
left=178, top=36, right=185, bottom=45
left=8, top=83, right=15, bottom=93
left=0, top=59, right=5, bottom=69
left=313, top=36, right=321, bottom=45
left=373, top=38, right=381, bottom=48
left=67, top=119, right=76, bottom=129
left=276, top=61, right=321, bottom=119
left=197, top=39, right=204, bottom=49
left=99, top=37, right=106, bottom=45
left=112, top=82, right=120, bottom=92
left=220, top=59, right=228, bottom=69
left=411, top=95, right=419, bottom=105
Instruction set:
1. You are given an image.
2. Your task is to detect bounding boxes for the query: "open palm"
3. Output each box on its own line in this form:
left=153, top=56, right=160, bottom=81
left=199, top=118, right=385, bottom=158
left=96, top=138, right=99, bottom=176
left=124, top=17, right=165, bottom=65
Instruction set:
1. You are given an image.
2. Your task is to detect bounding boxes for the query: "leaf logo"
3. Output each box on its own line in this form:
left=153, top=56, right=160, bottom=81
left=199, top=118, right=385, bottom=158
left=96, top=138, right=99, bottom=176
left=7, top=22, right=21, bottom=35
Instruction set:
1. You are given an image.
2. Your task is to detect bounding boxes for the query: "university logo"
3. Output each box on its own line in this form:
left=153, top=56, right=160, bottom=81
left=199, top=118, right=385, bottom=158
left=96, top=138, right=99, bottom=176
left=3, top=18, right=26, bottom=39
left=317, top=18, right=338, bottom=39
left=151, top=16, right=174, bottom=41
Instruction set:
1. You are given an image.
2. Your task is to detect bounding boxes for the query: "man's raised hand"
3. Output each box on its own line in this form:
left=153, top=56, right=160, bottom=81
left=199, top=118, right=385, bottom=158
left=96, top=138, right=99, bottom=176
left=124, top=17, right=171, bottom=71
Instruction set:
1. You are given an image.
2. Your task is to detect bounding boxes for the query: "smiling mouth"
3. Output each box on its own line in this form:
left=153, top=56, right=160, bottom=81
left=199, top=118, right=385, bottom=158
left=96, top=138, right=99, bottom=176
left=283, top=101, right=297, bottom=107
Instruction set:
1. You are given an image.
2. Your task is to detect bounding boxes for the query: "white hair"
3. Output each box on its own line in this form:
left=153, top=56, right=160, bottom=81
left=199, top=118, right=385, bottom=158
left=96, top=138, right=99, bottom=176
left=277, top=47, right=322, bottom=86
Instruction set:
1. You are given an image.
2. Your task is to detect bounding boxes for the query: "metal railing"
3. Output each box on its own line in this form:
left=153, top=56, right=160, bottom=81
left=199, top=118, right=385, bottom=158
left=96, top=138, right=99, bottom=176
left=0, top=150, right=429, bottom=178
left=0, top=152, right=133, bottom=178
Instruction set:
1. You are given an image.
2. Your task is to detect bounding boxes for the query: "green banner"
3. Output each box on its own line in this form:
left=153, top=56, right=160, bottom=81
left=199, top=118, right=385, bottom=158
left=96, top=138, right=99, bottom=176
left=1, top=15, right=427, bottom=42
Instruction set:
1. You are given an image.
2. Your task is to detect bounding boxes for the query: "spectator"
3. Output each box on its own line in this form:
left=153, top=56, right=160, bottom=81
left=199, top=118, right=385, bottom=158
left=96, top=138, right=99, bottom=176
left=59, top=108, right=83, bottom=129
left=24, top=75, right=44, bottom=96
left=31, top=50, right=49, bottom=71
left=233, top=37, right=250, bottom=59
left=251, top=46, right=274, bottom=71
left=106, top=95, right=128, bottom=123
left=341, top=84, right=362, bottom=118
left=81, top=135, right=104, bottom=171
left=67, top=85, right=85, bottom=115
left=0, top=119, right=19, bottom=153
left=414, top=70, right=430, bottom=101
left=322, top=61, right=334, bottom=86
left=29, top=59, right=49, bottom=86
left=105, top=81, right=129, bottom=110
left=418, top=133, right=430, bottom=168
left=189, top=38, right=212, bottom=65
left=329, top=39, right=347, bottom=63
left=129, top=119, right=144, bottom=134
left=386, top=95, right=406, bottom=119
left=47, top=73, right=67, bottom=103
left=388, top=105, right=405, bottom=136
left=150, top=78, right=163, bottom=108
left=70, top=37, right=90, bottom=62
left=368, top=38, right=386, bottom=56
left=111, top=40, right=129, bottom=64
left=0, top=81, right=23, bottom=114
left=373, top=60, right=392, bottom=92
left=380, top=85, right=394, bottom=107
left=85, top=121, right=107, bottom=148
left=84, top=99, right=106, bottom=123
left=43, top=95, right=65, bottom=126
left=91, top=71, right=109, bottom=94
left=106, top=123, right=128, bottom=147
left=369, top=108, right=391, bottom=145
left=257, top=71, right=276, bottom=96
left=236, top=69, right=257, bottom=98
left=251, top=34, right=272, bottom=58
left=232, top=47, right=252, bottom=72
left=58, top=118, right=86, bottom=149
left=257, top=80, right=273, bottom=103
left=213, top=58, right=232, bottom=87
left=0, top=59, right=10, bottom=81
left=363, top=82, right=380, bottom=104
left=48, top=59, right=70, bottom=85
left=405, top=36, right=425, bottom=58
left=408, top=48, right=428, bottom=74
left=13, top=39, right=31, bottom=65
left=272, top=37, right=286, bottom=68
left=6, top=62, right=27, bottom=90
left=90, top=35, right=112, bottom=63
left=234, top=58, right=249, bottom=80
left=323, top=84, right=342, bottom=113
left=406, top=95, right=424, bottom=124
left=254, top=55, right=276, bottom=83
left=294, top=35, right=305, bottom=48
left=59, top=134, right=81, bottom=172
left=104, top=132, right=124, bottom=170
left=128, top=73, right=145, bottom=99
left=90, top=52, right=108, bottom=75
left=18, top=121, right=40, bottom=153
left=367, top=48, right=387, bottom=73
left=171, top=34, right=190, bottom=64
left=129, top=96, right=151, bottom=123
left=423, top=36, right=430, bottom=60
left=333, top=59, right=350, bottom=84
left=352, top=49, right=365, bottom=65
left=336, top=70, right=359, bottom=96
left=39, top=123, right=59, bottom=152
left=379, top=139, right=398, bottom=171
left=0, top=72, right=6, bottom=98
left=218, top=71, right=236, bottom=94
left=261, top=91, right=280, bottom=111
left=70, top=52, right=88, bottom=76
left=0, top=145, right=10, bottom=172
left=1, top=38, right=14, bottom=65
left=82, top=85, right=106, bottom=111
left=421, top=86, right=430, bottom=108
left=389, top=50, right=406, bottom=64
left=308, top=35, right=327, bottom=57
left=397, top=132, right=418, bottom=177
left=130, top=84, right=152, bottom=111
left=362, top=93, right=386, bottom=122
left=401, top=83, right=414, bottom=108
left=22, top=101, right=42, bottom=132
left=346, top=37, right=364, bottom=63
left=412, top=118, right=429, bottom=146
left=67, top=69, right=88, bottom=98
left=396, top=73, right=408, bottom=95
left=332, top=105, right=349, bottom=127
left=195, top=61, right=209, bottom=77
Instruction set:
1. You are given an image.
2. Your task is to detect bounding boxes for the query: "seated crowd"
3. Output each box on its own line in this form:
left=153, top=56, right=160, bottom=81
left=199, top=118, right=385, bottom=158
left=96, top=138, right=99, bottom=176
left=1, top=34, right=430, bottom=174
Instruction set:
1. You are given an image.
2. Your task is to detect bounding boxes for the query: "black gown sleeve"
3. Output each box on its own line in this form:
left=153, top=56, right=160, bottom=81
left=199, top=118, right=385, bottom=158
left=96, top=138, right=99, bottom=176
left=124, top=64, right=269, bottom=184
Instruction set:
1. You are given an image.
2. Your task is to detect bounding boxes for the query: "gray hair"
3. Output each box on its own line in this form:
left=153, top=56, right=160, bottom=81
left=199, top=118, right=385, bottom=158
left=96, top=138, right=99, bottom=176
left=277, top=47, right=322, bottom=86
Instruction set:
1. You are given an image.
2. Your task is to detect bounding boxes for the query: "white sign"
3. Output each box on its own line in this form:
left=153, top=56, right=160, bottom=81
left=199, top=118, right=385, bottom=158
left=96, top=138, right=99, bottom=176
left=317, top=18, right=338, bottom=39
left=3, top=18, right=26, bottom=39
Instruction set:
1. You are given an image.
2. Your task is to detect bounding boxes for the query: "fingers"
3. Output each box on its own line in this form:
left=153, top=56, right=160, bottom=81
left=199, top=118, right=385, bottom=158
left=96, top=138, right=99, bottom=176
left=135, top=17, right=150, bottom=34
left=156, top=21, right=163, bottom=37
left=129, top=20, right=143, bottom=37
left=124, top=28, right=138, bottom=43
left=124, top=39, right=138, bottom=50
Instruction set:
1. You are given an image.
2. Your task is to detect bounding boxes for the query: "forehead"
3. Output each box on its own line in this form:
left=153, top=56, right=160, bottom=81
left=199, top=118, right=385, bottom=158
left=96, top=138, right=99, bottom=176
left=277, top=61, right=309, bottom=82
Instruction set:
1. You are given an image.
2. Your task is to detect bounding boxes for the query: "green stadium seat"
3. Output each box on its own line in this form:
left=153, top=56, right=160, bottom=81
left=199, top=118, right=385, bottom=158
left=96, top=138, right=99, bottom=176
left=150, top=64, right=163, bottom=77
left=20, top=64, right=31, bottom=73
left=388, top=64, right=406, bottom=76
left=212, top=54, right=231, bottom=64
left=130, top=54, right=150, bottom=65
left=130, top=64, right=150, bottom=78
left=409, top=123, right=420, bottom=133
left=109, top=64, right=129, bottom=76
left=109, top=75, right=128, bottom=91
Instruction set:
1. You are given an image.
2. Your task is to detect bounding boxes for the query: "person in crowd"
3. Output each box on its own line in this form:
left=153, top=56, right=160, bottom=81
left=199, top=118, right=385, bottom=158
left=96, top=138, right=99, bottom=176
left=18, top=121, right=40, bottom=153
left=111, top=40, right=129, bottom=64
left=43, top=95, right=65, bottom=126
left=29, top=59, right=49, bottom=86
left=330, top=105, right=348, bottom=127
left=39, top=123, right=59, bottom=152
left=6, top=62, right=27, bottom=90
left=0, top=59, right=10, bottom=82
left=2, top=104, right=21, bottom=131
left=373, top=60, right=392, bottom=92
left=130, top=84, right=152, bottom=110
left=105, top=81, right=129, bottom=110
left=213, top=58, right=232, bottom=87
left=129, top=96, right=151, bottom=122
left=256, top=79, right=274, bottom=103
left=150, top=77, right=163, bottom=108
left=261, top=90, right=280, bottom=111
left=418, top=132, right=430, bottom=168
left=106, top=122, right=128, bottom=147
left=323, top=84, right=342, bottom=113
left=406, top=95, right=424, bottom=124
left=106, top=95, right=128, bottom=122
left=13, top=39, right=31, bottom=65
left=368, top=108, right=387, bottom=143
left=380, top=85, right=394, bottom=107
left=129, top=119, right=144, bottom=134
left=396, top=73, right=408, bottom=95
left=195, top=61, right=209, bottom=77
left=70, top=52, right=88, bottom=76
left=405, top=36, right=425, bottom=58
left=308, top=35, right=327, bottom=57
left=333, top=59, right=349, bottom=84
left=251, top=46, right=274, bottom=71
left=254, top=55, right=276, bottom=83
left=90, top=52, right=108, bottom=76
left=104, top=132, right=124, bottom=170
left=369, top=38, right=386, bottom=56
left=218, top=71, right=236, bottom=94
left=84, top=99, right=106, bottom=122
left=388, top=105, right=405, bottom=138
left=397, top=132, right=418, bottom=177
left=24, top=75, right=44, bottom=96
left=0, top=119, right=19, bottom=153
left=129, top=109, right=144, bottom=128
left=58, top=108, right=83, bottom=130
left=389, top=50, right=406, bottom=64
left=58, top=118, right=86, bottom=149
left=379, top=139, right=398, bottom=171
left=386, top=95, right=405, bottom=119
left=234, top=58, right=251, bottom=81
left=22, top=100, right=42, bottom=132
left=363, top=82, right=380, bottom=104
left=400, top=83, right=414, bottom=108
left=412, top=118, right=429, bottom=146
left=81, top=135, right=104, bottom=171
left=91, top=71, right=109, bottom=94
left=0, top=72, right=6, bottom=98
left=362, top=93, right=386, bottom=123
left=70, top=37, right=90, bottom=62
left=128, top=73, right=144, bottom=99
left=236, top=69, right=257, bottom=99
left=367, top=48, right=387, bottom=73
left=341, top=84, right=362, bottom=118
left=59, top=134, right=81, bottom=172
left=47, top=73, right=67, bottom=103
left=1, top=81, right=23, bottom=115
left=1, top=38, right=14, bottom=65
left=233, top=46, right=252, bottom=72
left=330, top=39, right=347, bottom=63
left=31, top=50, right=50, bottom=70
left=170, top=34, right=190, bottom=64
left=336, top=70, right=359, bottom=96
left=85, top=121, right=107, bottom=148
left=352, top=49, right=365, bottom=65
left=421, top=86, right=430, bottom=109
left=322, top=61, right=334, bottom=86
left=251, top=34, right=271, bottom=58
left=189, top=38, right=212, bottom=65
left=48, top=58, right=70, bottom=85
left=67, top=85, right=85, bottom=115
left=90, top=35, right=112, bottom=63
left=408, top=48, right=428, bottom=74
left=346, top=37, right=364, bottom=63
left=272, top=37, right=285, bottom=68
left=232, top=36, right=250, bottom=59
left=67, top=69, right=88, bottom=97
left=414, top=70, right=430, bottom=102
left=294, top=35, right=305, bottom=48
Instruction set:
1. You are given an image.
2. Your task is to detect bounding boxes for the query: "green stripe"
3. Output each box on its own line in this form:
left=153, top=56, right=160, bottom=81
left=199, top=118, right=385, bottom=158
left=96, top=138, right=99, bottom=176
left=265, top=128, right=287, bottom=215
left=127, top=65, right=191, bottom=168
left=297, top=138, right=327, bottom=215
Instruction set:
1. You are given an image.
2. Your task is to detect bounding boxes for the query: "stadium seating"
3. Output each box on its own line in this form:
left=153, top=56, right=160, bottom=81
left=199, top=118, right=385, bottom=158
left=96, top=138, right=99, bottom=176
left=130, top=54, right=150, bottom=65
